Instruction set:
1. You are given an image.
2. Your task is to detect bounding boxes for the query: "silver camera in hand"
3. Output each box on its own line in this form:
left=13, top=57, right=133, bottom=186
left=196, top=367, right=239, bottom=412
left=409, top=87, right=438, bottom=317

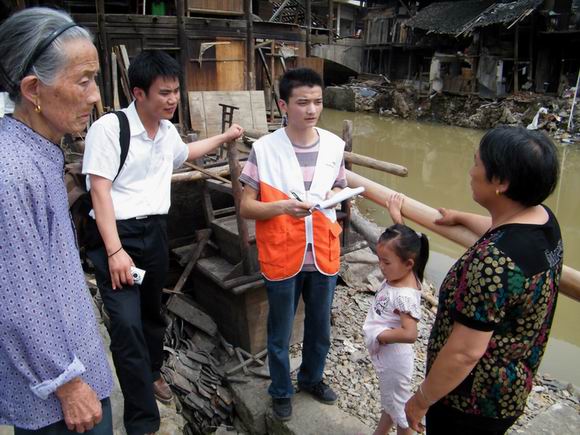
left=130, top=266, right=146, bottom=285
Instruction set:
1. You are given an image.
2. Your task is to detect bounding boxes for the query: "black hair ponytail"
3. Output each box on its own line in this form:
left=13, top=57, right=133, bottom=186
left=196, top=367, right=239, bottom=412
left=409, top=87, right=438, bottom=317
left=378, top=223, right=430, bottom=283
left=414, top=233, right=430, bottom=283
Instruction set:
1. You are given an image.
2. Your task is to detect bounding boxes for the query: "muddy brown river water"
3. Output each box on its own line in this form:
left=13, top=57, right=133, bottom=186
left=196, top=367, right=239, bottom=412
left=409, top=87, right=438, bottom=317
left=318, top=109, right=580, bottom=386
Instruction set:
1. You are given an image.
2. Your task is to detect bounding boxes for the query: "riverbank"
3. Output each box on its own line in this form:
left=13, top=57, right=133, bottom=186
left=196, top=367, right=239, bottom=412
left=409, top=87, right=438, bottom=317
left=323, top=76, right=580, bottom=146
left=320, top=278, right=580, bottom=433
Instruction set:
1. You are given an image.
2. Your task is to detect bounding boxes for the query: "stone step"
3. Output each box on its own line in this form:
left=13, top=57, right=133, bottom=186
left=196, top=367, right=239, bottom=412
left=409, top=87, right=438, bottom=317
left=230, top=376, right=373, bottom=435
left=508, top=403, right=580, bottom=434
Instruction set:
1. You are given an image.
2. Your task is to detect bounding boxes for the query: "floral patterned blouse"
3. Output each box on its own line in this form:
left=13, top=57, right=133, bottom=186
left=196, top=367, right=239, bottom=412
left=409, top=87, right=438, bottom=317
left=427, top=206, right=562, bottom=420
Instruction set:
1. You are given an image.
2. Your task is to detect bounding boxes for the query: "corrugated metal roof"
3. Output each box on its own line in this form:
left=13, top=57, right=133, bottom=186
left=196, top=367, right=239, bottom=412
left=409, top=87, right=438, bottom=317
left=405, top=0, right=542, bottom=35
left=269, top=0, right=326, bottom=28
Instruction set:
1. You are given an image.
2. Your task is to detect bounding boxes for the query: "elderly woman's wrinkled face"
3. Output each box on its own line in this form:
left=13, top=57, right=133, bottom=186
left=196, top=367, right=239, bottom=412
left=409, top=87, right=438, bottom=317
left=37, top=39, right=99, bottom=141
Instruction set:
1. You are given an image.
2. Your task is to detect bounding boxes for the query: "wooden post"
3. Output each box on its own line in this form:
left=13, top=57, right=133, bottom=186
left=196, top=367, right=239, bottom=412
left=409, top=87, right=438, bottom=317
left=341, top=120, right=353, bottom=246
left=96, top=0, right=112, bottom=108
left=528, top=15, right=534, bottom=84
left=513, top=24, right=519, bottom=92
left=472, top=31, right=482, bottom=94
left=227, top=141, right=255, bottom=275
left=306, top=0, right=312, bottom=57
left=257, top=47, right=282, bottom=117
left=245, top=0, right=255, bottom=90
left=336, top=1, right=341, bottom=37
left=176, top=0, right=191, bottom=132
left=328, top=0, right=334, bottom=44
left=387, top=47, right=393, bottom=78
left=270, top=40, right=276, bottom=123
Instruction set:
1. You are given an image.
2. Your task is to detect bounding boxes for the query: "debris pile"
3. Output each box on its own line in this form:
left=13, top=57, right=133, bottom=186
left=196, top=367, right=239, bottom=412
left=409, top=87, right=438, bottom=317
left=326, top=76, right=580, bottom=141
left=162, top=295, right=236, bottom=434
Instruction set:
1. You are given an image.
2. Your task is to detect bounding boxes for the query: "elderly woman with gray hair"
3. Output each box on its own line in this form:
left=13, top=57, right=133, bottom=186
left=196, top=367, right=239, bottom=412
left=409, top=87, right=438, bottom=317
left=0, top=7, right=113, bottom=435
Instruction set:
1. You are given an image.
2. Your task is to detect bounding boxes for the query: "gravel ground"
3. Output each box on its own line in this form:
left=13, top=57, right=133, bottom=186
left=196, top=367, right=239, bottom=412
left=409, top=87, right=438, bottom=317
left=289, top=283, right=580, bottom=433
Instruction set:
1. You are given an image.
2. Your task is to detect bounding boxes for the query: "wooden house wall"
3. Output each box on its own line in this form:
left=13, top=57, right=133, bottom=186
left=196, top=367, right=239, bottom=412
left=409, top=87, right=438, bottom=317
left=72, top=14, right=314, bottom=120
left=187, top=39, right=246, bottom=92
left=187, top=0, right=243, bottom=14
left=74, top=14, right=248, bottom=94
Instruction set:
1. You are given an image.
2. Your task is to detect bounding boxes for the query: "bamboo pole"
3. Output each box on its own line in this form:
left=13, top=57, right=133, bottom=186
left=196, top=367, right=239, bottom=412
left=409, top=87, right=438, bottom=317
left=243, top=128, right=408, bottom=176
left=344, top=151, right=407, bottom=176
left=346, top=170, right=580, bottom=303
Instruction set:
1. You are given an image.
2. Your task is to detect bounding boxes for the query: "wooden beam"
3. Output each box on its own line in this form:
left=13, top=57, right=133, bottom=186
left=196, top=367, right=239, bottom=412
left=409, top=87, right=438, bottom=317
left=245, top=0, right=255, bottom=90
left=172, top=229, right=212, bottom=294
left=96, top=0, right=112, bottom=108
left=306, top=0, right=312, bottom=57
left=341, top=120, right=353, bottom=246
left=184, top=162, right=231, bottom=185
left=514, top=24, right=519, bottom=92
left=176, top=0, right=191, bottom=132
left=328, top=0, right=334, bottom=44
left=171, top=161, right=245, bottom=183
left=227, top=141, right=255, bottom=275
left=243, top=129, right=408, bottom=176
left=111, top=51, right=120, bottom=110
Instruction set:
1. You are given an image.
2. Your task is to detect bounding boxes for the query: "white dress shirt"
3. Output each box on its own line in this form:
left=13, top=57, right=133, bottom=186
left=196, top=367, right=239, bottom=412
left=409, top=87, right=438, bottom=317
left=82, top=102, right=188, bottom=220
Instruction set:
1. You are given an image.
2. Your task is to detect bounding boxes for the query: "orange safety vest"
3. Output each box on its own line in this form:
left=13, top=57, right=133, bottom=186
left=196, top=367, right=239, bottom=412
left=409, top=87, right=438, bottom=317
left=252, top=127, right=344, bottom=281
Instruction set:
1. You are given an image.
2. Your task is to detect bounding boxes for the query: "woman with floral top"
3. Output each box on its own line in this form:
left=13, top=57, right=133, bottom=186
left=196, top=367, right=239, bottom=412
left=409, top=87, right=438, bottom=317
left=404, top=127, right=563, bottom=435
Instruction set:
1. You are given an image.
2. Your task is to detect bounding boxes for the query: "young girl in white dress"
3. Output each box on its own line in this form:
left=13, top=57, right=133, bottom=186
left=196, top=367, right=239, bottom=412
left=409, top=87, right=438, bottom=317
left=364, top=193, right=429, bottom=435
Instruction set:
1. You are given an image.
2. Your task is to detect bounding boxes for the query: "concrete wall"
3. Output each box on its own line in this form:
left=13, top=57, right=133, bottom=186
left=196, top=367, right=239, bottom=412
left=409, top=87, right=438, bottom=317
left=311, top=39, right=364, bottom=74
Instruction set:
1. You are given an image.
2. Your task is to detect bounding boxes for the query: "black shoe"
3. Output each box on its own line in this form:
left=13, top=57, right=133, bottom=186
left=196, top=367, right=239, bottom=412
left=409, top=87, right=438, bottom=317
left=272, top=398, right=292, bottom=421
left=298, top=381, right=337, bottom=404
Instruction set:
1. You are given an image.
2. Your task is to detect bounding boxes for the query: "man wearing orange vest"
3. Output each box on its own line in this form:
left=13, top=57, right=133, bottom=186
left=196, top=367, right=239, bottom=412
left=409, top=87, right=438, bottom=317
left=240, top=68, right=346, bottom=421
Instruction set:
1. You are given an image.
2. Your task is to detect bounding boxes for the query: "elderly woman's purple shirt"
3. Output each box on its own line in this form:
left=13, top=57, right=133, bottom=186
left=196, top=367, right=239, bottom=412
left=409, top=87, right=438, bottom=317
left=0, top=116, right=112, bottom=429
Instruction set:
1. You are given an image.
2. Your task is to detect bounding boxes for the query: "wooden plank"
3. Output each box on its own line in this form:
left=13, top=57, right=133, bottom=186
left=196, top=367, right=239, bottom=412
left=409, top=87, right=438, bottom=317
left=111, top=51, right=120, bottom=110
left=167, top=294, right=218, bottom=336
left=172, top=229, right=211, bottom=294
left=113, top=46, right=131, bottom=104
left=184, top=162, right=231, bottom=185
left=188, top=91, right=267, bottom=138
left=188, top=92, right=208, bottom=137
left=188, top=0, right=243, bottom=14
left=216, top=39, right=245, bottom=91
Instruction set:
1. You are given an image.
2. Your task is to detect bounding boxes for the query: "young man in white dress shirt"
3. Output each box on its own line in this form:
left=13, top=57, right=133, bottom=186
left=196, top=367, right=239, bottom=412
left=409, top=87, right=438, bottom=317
left=82, top=51, right=242, bottom=435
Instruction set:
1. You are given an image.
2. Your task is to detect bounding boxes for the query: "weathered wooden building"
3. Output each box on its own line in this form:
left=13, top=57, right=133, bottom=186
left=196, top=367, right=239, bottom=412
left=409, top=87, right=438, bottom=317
left=362, top=0, right=580, bottom=97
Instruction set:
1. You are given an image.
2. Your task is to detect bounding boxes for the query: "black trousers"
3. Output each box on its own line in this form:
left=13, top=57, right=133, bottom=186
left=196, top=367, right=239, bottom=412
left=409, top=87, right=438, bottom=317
left=14, top=399, right=112, bottom=435
left=87, top=216, right=169, bottom=435
left=426, top=401, right=518, bottom=435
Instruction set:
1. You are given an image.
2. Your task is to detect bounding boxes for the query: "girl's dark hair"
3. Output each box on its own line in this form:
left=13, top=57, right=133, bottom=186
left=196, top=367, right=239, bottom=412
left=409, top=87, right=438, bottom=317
left=378, top=223, right=430, bottom=282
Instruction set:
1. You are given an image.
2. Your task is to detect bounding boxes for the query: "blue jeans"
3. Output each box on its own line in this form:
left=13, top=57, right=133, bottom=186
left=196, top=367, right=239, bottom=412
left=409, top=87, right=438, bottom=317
left=265, top=271, right=337, bottom=398
left=14, top=398, right=113, bottom=435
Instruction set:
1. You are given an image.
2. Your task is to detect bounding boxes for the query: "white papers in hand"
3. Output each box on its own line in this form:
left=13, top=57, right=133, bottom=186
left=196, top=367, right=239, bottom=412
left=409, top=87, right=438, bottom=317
left=310, top=186, right=365, bottom=212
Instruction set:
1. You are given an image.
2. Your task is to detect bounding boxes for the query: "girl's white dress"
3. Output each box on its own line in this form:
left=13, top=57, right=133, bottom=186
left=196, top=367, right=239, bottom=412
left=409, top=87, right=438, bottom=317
left=363, top=280, right=421, bottom=429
